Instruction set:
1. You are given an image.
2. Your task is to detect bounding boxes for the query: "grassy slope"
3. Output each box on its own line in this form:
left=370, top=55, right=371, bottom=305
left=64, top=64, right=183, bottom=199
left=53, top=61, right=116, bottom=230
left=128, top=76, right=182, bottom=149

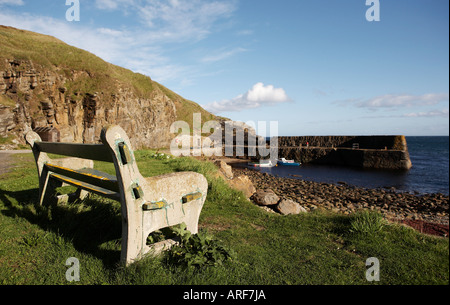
left=0, top=152, right=448, bottom=285
left=0, top=25, right=215, bottom=124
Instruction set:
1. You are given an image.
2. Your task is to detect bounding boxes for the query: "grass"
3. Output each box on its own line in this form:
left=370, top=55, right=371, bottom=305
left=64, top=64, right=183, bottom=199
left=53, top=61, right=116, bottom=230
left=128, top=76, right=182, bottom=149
left=349, top=211, right=386, bottom=235
left=0, top=151, right=448, bottom=285
left=0, top=24, right=152, bottom=99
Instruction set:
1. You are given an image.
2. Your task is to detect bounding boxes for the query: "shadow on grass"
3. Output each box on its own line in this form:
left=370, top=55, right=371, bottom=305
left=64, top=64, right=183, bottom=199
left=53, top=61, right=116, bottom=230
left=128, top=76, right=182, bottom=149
left=0, top=186, right=122, bottom=268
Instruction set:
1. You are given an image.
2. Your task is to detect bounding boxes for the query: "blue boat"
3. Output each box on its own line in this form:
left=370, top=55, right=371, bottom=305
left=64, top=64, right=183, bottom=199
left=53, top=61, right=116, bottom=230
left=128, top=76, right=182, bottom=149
left=277, top=158, right=301, bottom=166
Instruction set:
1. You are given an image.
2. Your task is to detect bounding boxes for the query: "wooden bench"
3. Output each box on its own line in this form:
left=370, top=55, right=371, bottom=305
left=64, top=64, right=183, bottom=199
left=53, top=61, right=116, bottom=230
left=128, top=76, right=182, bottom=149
left=25, top=125, right=208, bottom=266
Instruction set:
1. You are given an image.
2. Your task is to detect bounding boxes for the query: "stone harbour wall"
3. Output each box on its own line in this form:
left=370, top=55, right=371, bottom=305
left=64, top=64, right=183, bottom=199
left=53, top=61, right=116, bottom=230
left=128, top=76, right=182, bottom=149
left=277, top=146, right=412, bottom=170
left=222, top=135, right=413, bottom=170
left=278, top=135, right=408, bottom=150
left=276, top=135, right=412, bottom=170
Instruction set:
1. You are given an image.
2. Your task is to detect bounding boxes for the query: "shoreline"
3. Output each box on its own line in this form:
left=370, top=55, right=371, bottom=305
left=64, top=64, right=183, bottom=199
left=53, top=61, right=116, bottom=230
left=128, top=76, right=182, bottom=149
left=231, top=161, right=449, bottom=197
left=232, top=166, right=449, bottom=232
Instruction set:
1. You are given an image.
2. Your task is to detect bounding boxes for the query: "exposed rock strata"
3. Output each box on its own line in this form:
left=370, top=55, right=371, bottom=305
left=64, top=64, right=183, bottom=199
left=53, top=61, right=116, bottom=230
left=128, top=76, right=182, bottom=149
left=0, top=59, right=177, bottom=149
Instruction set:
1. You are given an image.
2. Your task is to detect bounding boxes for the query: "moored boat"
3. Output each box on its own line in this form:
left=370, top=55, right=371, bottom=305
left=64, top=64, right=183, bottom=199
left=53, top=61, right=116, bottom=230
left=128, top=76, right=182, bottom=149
left=277, top=158, right=301, bottom=166
left=248, top=160, right=276, bottom=168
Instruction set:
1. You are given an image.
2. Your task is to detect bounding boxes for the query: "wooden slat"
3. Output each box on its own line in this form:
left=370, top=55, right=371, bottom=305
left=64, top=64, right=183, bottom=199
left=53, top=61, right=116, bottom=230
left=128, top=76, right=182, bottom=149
left=182, top=192, right=203, bottom=203
left=46, top=164, right=119, bottom=192
left=142, top=201, right=168, bottom=211
left=50, top=173, right=120, bottom=200
left=36, top=142, right=114, bottom=162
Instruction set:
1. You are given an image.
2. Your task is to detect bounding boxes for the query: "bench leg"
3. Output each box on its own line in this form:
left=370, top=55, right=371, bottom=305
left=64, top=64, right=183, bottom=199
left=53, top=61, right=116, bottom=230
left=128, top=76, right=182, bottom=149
left=75, top=189, right=89, bottom=201
left=184, top=205, right=202, bottom=235
left=121, top=209, right=143, bottom=266
left=56, top=188, right=90, bottom=205
left=39, top=174, right=63, bottom=206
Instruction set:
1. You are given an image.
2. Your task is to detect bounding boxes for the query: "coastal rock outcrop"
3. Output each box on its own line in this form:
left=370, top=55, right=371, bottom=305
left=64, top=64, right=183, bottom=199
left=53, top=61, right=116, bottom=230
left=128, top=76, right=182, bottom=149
left=276, top=199, right=307, bottom=215
left=0, top=58, right=177, bottom=148
left=0, top=26, right=216, bottom=149
left=227, top=174, right=256, bottom=199
left=252, top=189, right=280, bottom=206
left=215, top=160, right=234, bottom=180
left=213, top=159, right=256, bottom=199
left=251, top=188, right=308, bottom=215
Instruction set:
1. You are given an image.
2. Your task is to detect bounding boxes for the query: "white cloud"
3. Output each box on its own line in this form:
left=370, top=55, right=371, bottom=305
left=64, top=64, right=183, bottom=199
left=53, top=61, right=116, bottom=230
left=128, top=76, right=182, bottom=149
left=361, top=108, right=449, bottom=119
left=201, top=47, right=247, bottom=63
left=245, top=82, right=291, bottom=103
left=236, top=29, right=253, bottom=36
left=95, top=0, right=119, bottom=10
left=403, top=109, right=449, bottom=118
left=203, top=82, right=292, bottom=113
left=0, top=0, right=24, bottom=6
left=0, top=0, right=239, bottom=85
left=97, top=27, right=124, bottom=37
left=95, top=0, right=136, bottom=10
left=92, top=0, right=237, bottom=43
left=339, top=92, right=449, bottom=121
left=137, top=0, right=237, bottom=43
left=337, top=93, right=449, bottom=109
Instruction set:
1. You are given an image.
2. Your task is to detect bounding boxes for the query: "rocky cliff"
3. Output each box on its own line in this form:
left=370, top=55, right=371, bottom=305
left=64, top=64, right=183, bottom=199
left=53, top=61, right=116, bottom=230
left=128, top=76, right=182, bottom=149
left=0, top=26, right=215, bottom=149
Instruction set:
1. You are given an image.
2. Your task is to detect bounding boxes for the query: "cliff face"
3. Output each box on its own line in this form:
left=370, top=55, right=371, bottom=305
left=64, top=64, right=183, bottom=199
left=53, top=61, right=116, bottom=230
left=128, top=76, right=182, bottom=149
left=0, top=59, right=177, bottom=148
left=0, top=26, right=215, bottom=149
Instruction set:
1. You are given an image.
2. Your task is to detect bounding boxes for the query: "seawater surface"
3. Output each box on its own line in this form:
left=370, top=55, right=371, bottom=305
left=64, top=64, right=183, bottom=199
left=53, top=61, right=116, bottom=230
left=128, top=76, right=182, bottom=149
left=242, top=136, right=449, bottom=195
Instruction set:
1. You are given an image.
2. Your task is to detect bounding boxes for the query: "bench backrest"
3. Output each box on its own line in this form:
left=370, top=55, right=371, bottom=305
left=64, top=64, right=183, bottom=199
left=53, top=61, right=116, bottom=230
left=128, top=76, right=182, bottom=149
left=100, top=126, right=149, bottom=245
left=34, top=142, right=114, bottom=162
left=25, top=125, right=144, bottom=201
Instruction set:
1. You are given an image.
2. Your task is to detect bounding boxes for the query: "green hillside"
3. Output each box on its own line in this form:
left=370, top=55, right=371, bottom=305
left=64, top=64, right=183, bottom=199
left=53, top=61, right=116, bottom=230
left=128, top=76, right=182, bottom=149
left=0, top=25, right=215, bottom=126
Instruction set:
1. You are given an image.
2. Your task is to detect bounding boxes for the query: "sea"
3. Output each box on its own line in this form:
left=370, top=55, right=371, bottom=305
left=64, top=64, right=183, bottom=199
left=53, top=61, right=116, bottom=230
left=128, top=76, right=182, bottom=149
left=247, top=136, right=449, bottom=195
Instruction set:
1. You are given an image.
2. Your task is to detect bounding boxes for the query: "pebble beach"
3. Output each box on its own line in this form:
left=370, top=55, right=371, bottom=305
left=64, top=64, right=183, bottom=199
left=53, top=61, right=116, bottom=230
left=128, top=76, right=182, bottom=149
left=233, top=167, right=449, bottom=236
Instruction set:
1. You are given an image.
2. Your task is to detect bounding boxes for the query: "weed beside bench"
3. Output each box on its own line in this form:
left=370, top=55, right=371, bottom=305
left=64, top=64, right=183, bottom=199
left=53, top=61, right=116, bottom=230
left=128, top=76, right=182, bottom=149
left=25, top=125, right=208, bottom=266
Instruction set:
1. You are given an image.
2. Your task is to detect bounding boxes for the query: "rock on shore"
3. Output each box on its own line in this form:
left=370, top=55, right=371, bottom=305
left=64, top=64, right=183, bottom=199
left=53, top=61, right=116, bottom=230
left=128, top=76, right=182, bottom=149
left=233, top=167, right=449, bottom=227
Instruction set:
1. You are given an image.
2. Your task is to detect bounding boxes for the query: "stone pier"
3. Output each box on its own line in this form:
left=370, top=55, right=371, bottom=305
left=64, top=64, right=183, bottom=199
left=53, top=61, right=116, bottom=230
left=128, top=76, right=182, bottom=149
left=276, top=135, right=412, bottom=170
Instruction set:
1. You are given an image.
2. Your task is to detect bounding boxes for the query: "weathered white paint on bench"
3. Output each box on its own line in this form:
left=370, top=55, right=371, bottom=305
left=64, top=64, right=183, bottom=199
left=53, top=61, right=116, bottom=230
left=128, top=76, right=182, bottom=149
left=25, top=125, right=208, bottom=266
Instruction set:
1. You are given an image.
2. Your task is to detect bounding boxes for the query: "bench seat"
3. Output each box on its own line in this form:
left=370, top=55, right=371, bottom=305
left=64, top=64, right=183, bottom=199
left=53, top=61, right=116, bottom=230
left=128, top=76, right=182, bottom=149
left=42, top=164, right=120, bottom=201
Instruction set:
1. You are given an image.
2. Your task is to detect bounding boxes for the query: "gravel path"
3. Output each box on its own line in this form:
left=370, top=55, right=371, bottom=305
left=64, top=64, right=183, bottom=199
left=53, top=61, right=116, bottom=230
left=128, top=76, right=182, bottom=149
left=0, top=150, right=32, bottom=175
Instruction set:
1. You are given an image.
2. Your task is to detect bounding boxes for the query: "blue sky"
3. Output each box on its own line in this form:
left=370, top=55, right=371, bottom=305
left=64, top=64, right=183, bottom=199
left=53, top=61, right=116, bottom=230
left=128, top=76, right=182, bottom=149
left=1, top=0, right=448, bottom=136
